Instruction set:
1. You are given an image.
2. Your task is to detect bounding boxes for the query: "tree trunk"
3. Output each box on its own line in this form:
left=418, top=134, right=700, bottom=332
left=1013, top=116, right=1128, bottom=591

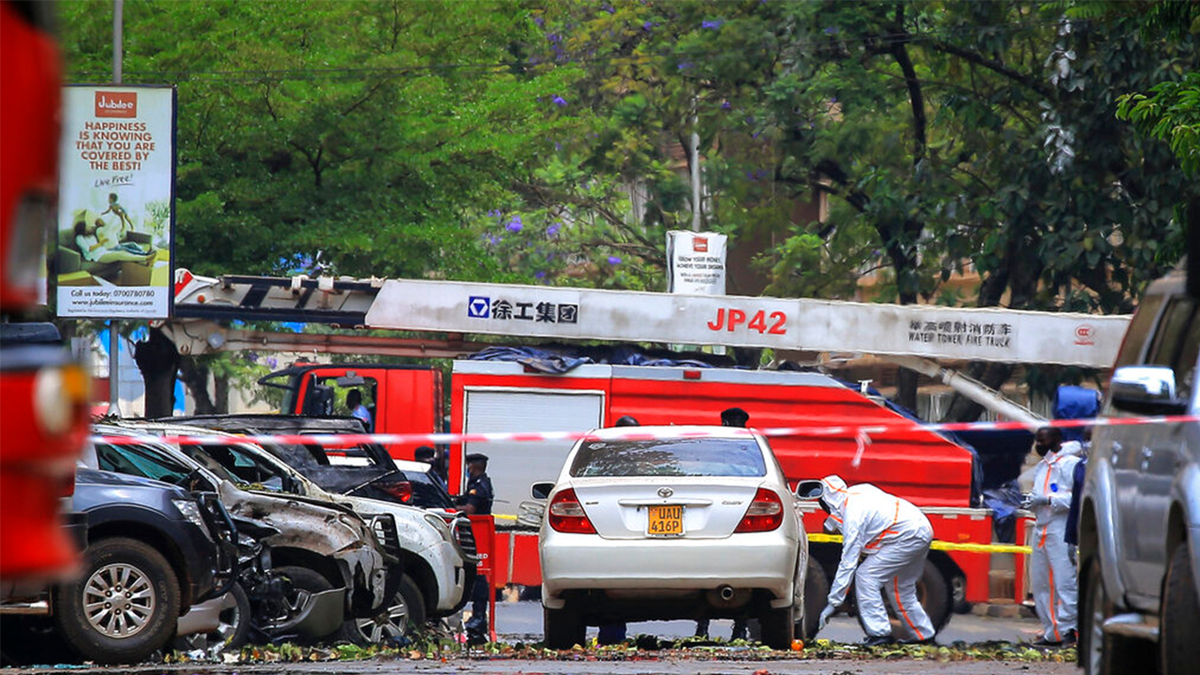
left=213, top=372, right=230, bottom=414
left=133, top=327, right=179, bottom=419
left=179, top=356, right=216, bottom=414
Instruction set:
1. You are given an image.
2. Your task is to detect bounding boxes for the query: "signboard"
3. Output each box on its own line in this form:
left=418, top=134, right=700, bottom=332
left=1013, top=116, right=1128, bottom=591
left=365, top=279, right=1130, bottom=367
left=55, top=85, right=175, bottom=319
left=666, top=230, right=726, bottom=294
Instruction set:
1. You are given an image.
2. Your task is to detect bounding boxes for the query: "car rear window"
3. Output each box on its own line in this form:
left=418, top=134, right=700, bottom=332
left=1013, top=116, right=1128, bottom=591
left=569, top=438, right=767, bottom=477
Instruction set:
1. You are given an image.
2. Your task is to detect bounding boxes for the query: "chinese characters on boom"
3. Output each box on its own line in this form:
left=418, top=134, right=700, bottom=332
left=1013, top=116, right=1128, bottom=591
left=908, top=320, right=1015, bottom=348
left=467, top=295, right=579, bottom=324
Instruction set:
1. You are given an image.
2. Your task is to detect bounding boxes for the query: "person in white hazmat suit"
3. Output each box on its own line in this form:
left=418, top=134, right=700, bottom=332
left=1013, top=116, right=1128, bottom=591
left=1023, top=426, right=1083, bottom=645
left=815, top=475, right=937, bottom=646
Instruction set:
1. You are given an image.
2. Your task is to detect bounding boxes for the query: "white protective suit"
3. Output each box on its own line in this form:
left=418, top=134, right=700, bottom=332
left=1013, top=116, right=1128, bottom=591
left=1028, top=440, right=1083, bottom=642
left=820, top=475, right=936, bottom=641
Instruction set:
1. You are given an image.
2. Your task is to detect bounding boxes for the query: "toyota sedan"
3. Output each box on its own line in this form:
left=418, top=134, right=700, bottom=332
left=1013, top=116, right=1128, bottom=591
left=536, top=426, right=808, bottom=649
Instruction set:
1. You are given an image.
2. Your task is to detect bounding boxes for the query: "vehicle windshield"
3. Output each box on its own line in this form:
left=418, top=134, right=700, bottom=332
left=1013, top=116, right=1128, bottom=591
left=181, top=443, right=290, bottom=493
left=569, top=438, right=767, bottom=477
left=95, top=441, right=208, bottom=488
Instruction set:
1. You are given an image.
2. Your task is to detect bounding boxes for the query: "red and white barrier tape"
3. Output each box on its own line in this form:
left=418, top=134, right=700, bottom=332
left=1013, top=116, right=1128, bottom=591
left=91, top=414, right=1200, bottom=449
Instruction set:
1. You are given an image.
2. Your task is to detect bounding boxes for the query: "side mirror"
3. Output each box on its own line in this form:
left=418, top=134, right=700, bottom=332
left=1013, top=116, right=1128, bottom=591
left=531, top=482, right=554, bottom=500
left=517, top=500, right=545, bottom=528
left=1110, top=366, right=1188, bottom=416
left=794, top=480, right=825, bottom=500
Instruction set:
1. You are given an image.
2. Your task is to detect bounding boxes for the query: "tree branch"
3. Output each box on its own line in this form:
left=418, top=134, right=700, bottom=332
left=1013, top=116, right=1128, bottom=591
left=931, top=39, right=1054, bottom=99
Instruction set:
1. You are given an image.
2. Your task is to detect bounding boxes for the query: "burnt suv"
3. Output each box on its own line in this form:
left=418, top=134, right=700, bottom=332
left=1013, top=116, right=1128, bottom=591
left=1078, top=266, right=1199, bottom=675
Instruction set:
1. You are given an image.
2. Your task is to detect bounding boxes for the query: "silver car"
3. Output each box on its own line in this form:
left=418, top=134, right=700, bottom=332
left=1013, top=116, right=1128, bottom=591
left=1079, top=266, right=1199, bottom=675
left=536, top=426, right=808, bottom=649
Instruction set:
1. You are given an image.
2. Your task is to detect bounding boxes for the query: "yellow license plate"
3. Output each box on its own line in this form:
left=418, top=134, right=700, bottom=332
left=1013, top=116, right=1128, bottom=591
left=647, top=505, right=684, bottom=537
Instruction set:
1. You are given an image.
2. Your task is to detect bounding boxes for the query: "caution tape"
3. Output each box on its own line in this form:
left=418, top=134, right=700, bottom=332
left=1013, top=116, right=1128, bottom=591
left=806, top=532, right=1031, bottom=555
left=91, top=413, right=1199, bottom=450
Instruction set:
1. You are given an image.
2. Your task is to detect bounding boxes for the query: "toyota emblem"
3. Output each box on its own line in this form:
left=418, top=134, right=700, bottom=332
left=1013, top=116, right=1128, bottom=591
left=658, top=487, right=674, bottom=498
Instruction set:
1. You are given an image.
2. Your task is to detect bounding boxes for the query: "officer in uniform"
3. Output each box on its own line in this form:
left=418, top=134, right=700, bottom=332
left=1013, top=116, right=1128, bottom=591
left=460, top=453, right=494, bottom=643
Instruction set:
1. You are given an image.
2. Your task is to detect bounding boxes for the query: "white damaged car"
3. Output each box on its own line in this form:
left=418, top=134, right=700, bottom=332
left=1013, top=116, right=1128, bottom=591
left=536, top=426, right=809, bottom=649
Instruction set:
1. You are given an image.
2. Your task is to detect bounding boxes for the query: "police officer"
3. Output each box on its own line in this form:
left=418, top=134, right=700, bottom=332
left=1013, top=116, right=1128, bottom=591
left=461, top=453, right=494, bottom=643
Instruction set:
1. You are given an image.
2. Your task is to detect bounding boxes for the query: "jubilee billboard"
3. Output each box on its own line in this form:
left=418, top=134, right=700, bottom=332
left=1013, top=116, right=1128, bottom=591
left=55, top=85, right=175, bottom=319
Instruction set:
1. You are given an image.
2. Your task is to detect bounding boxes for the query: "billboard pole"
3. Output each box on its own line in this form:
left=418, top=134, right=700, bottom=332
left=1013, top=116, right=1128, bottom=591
left=107, top=0, right=123, bottom=416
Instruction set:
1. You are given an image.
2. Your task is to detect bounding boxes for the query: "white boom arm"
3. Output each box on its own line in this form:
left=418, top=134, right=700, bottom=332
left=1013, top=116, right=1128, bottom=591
left=167, top=269, right=1130, bottom=421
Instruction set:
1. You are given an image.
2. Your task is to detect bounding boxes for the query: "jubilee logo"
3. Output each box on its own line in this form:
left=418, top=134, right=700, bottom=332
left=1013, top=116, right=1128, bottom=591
left=95, top=91, right=137, bottom=118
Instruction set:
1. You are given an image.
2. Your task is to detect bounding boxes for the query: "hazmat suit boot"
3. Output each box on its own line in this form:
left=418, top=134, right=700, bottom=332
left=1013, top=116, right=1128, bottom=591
left=862, top=634, right=894, bottom=647
left=1029, top=442, right=1082, bottom=643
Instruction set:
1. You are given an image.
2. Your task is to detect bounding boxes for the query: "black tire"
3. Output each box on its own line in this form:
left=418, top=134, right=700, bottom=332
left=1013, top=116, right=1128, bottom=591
left=52, top=537, right=181, bottom=665
left=207, top=582, right=250, bottom=649
left=1081, top=557, right=1154, bottom=675
left=853, top=559, right=952, bottom=638
left=759, top=603, right=795, bottom=650
left=1160, top=543, right=1200, bottom=675
left=273, top=566, right=336, bottom=643
left=1079, top=559, right=1106, bottom=675
left=342, top=573, right=426, bottom=645
left=801, top=556, right=830, bottom=640
left=543, top=604, right=585, bottom=649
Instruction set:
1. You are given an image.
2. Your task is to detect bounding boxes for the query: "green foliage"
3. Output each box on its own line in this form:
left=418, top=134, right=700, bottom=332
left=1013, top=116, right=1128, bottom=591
left=1117, top=73, right=1200, bottom=175
left=59, top=0, right=586, bottom=280
left=57, top=0, right=1199, bottom=314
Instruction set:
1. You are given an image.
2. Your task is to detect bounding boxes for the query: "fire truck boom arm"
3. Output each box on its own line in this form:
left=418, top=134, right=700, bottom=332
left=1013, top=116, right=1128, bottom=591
left=171, top=269, right=1127, bottom=370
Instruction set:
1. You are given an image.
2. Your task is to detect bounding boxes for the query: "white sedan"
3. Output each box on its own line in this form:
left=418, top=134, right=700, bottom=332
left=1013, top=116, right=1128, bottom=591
left=536, top=425, right=809, bottom=649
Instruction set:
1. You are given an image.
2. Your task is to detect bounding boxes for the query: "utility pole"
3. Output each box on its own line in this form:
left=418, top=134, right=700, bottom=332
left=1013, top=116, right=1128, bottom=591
left=690, top=103, right=702, bottom=232
left=107, top=0, right=123, bottom=416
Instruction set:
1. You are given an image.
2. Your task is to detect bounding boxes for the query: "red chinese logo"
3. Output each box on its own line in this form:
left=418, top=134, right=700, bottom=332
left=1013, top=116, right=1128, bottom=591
left=692, top=237, right=708, bottom=253
left=1074, top=324, right=1095, bottom=346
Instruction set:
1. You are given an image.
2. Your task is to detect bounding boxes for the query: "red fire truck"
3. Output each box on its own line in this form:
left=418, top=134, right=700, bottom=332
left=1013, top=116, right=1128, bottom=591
left=165, top=269, right=1130, bottom=629
left=0, top=0, right=91, bottom=584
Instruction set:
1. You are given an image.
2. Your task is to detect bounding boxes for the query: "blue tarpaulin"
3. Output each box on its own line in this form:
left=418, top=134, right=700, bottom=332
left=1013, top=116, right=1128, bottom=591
left=1054, top=385, right=1101, bottom=442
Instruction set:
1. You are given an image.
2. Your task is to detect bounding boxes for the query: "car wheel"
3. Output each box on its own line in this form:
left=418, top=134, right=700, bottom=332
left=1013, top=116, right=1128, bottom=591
left=759, top=603, right=795, bottom=650
left=1081, top=557, right=1152, bottom=675
left=343, top=573, right=426, bottom=645
left=272, top=566, right=335, bottom=643
left=543, top=604, right=585, bottom=649
left=800, top=557, right=829, bottom=640
left=1160, top=543, right=1200, bottom=675
left=207, top=582, right=250, bottom=649
left=52, top=537, right=181, bottom=665
left=853, top=559, right=953, bottom=638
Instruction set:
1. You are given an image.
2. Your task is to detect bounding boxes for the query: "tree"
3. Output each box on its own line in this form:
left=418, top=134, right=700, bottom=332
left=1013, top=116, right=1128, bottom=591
left=57, top=0, right=587, bottom=409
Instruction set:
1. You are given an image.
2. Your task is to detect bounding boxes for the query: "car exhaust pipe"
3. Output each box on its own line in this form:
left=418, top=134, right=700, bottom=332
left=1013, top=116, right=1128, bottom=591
left=719, top=585, right=735, bottom=601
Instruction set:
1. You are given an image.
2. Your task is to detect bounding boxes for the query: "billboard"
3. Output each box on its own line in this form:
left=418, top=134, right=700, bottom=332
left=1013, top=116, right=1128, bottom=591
left=666, top=230, right=726, bottom=295
left=55, top=85, right=175, bottom=319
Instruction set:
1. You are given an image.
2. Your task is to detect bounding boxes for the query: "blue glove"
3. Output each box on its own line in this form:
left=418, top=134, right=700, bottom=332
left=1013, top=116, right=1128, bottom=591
left=817, top=604, right=836, bottom=632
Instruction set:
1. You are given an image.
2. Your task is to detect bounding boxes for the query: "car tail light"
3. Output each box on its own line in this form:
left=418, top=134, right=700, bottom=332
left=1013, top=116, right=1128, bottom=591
left=735, top=488, right=784, bottom=532
left=547, top=488, right=596, bottom=534
left=377, top=480, right=413, bottom=503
